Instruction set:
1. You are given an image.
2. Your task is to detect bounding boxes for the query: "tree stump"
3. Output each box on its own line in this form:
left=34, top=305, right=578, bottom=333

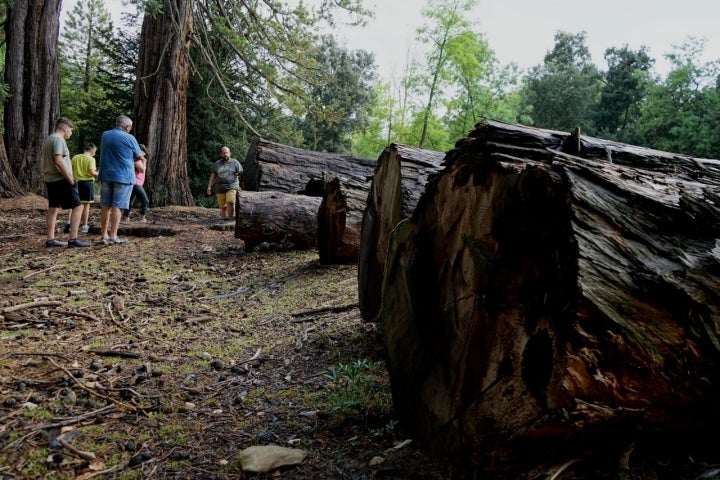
left=380, top=120, right=720, bottom=475
left=358, top=143, right=445, bottom=321
left=317, top=176, right=364, bottom=265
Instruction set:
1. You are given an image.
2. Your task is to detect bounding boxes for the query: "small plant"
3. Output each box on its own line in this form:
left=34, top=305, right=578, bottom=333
left=325, top=358, right=380, bottom=412
left=370, top=419, right=398, bottom=438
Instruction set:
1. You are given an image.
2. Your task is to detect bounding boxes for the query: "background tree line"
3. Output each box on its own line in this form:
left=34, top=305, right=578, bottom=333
left=0, top=0, right=718, bottom=206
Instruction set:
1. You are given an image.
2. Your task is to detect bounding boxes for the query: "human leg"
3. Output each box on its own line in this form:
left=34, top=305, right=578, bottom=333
left=107, top=183, right=133, bottom=242
left=46, top=207, right=60, bottom=241
left=136, top=185, right=149, bottom=219
left=225, top=189, right=237, bottom=218
left=216, top=192, right=228, bottom=217
left=68, top=205, right=83, bottom=238
left=81, top=204, right=91, bottom=228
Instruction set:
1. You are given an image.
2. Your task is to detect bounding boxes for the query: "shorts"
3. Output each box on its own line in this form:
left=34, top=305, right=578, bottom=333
left=46, top=180, right=81, bottom=210
left=100, top=181, right=133, bottom=209
left=77, top=180, right=95, bottom=203
left=216, top=189, right=237, bottom=208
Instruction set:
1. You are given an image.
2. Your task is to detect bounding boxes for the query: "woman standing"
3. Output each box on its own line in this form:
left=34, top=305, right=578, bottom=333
left=122, top=144, right=150, bottom=223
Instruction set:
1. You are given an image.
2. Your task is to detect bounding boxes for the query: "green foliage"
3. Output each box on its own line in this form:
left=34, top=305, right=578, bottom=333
left=413, top=0, right=479, bottom=148
left=633, top=37, right=720, bottom=157
left=594, top=45, right=654, bottom=142
left=351, top=82, right=394, bottom=158
left=59, top=0, right=136, bottom=153
left=325, top=358, right=383, bottom=412
left=520, top=31, right=602, bottom=133
left=443, top=30, right=523, bottom=140
left=296, top=35, right=378, bottom=153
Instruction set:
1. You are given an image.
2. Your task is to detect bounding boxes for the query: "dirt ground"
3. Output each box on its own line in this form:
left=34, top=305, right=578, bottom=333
left=2, top=195, right=719, bottom=480
left=0, top=194, right=482, bottom=480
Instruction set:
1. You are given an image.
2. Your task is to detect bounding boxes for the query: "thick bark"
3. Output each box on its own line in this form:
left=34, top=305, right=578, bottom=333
left=4, top=0, right=61, bottom=193
left=317, top=177, right=363, bottom=265
left=358, top=143, right=445, bottom=321
left=0, top=125, right=24, bottom=198
left=243, top=138, right=376, bottom=194
left=234, top=191, right=321, bottom=250
left=381, top=120, right=720, bottom=474
left=133, top=0, right=194, bottom=207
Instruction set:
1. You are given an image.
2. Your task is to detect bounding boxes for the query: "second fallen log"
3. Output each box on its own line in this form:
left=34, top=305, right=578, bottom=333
left=234, top=191, right=321, bottom=250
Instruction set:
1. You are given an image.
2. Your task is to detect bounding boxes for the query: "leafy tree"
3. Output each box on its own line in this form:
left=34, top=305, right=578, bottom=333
left=298, top=35, right=377, bottom=153
left=413, top=0, right=477, bottom=148
left=635, top=37, right=720, bottom=157
left=351, top=81, right=395, bottom=158
left=59, top=0, right=119, bottom=152
left=132, top=0, right=372, bottom=206
left=520, top=31, right=602, bottom=133
left=443, top=30, right=522, bottom=142
left=594, top=45, right=654, bottom=142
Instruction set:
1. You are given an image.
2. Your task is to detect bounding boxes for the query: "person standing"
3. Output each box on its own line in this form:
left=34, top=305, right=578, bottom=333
left=98, top=115, right=143, bottom=245
left=206, top=146, right=243, bottom=218
left=122, top=143, right=150, bottom=223
left=42, top=117, right=90, bottom=248
left=64, top=143, right=98, bottom=234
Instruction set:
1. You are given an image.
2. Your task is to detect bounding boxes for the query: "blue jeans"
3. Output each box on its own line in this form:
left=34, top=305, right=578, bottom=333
left=124, top=184, right=149, bottom=217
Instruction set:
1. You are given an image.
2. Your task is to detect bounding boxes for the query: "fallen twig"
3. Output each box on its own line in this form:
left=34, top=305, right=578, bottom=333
left=291, top=303, right=357, bottom=321
left=22, top=265, right=64, bottom=281
left=54, top=309, right=101, bottom=322
left=1, top=300, right=62, bottom=314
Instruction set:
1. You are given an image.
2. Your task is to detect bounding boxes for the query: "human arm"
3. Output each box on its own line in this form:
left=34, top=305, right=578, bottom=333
left=206, top=172, right=217, bottom=195
left=54, top=154, right=74, bottom=185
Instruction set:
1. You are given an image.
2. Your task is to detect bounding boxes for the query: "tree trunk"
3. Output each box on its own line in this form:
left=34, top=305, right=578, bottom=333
left=133, top=0, right=194, bottom=207
left=234, top=191, right=321, bottom=250
left=317, top=176, right=364, bottom=265
left=358, top=143, right=445, bottom=321
left=380, top=119, right=720, bottom=475
left=0, top=123, right=24, bottom=198
left=243, top=138, right=376, bottom=194
left=4, top=0, right=61, bottom=194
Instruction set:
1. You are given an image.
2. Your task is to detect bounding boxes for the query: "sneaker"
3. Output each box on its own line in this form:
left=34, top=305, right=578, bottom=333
left=68, top=238, right=91, bottom=248
left=120, top=216, right=130, bottom=224
left=63, top=222, right=70, bottom=234
left=46, top=238, right=68, bottom=248
left=102, top=237, right=113, bottom=245
left=110, top=237, right=129, bottom=244
left=139, top=218, right=147, bottom=223
left=81, top=225, right=90, bottom=234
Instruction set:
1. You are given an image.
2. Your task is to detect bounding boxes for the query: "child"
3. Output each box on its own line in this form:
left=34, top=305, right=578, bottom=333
left=65, top=143, right=98, bottom=234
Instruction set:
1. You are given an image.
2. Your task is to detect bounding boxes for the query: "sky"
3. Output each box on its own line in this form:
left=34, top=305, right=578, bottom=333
left=336, top=0, right=720, bottom=80
left=61, top=0, right=720, bottom=80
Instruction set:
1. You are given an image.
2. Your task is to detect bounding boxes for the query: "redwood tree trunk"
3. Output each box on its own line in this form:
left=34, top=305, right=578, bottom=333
left=133, top=0, right=194, bottom=207
left=4, top=0, right=61, bottom=194
left=380, top=119, right=720, bottom=475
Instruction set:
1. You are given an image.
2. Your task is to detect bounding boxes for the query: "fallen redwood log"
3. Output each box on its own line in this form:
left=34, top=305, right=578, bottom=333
left=317, top=176, right=364, bottom=264
left=242, top=138, right=376, bottom=194
left=234, top=191, right=321, bottom=250
left=380, top=119, right=720, bottom=475
left=358, top=143, right=445, bottom=321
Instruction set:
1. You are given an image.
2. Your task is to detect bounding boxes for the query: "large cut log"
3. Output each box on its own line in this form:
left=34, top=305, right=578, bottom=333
left=234, top=191, right=321, bottom=250
left=358, top=143, right=445, bottom=321
left=242, top=138, right=376, bottom=194
left=380, top=119, right=720, bottom=475
left=317, top=176, right=364, bottom=264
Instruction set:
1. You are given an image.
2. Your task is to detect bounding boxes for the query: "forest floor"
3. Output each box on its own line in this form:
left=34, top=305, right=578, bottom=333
left=0, top=194, right=479, bottom=480
left=1, top=194, right=719, bottom=480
